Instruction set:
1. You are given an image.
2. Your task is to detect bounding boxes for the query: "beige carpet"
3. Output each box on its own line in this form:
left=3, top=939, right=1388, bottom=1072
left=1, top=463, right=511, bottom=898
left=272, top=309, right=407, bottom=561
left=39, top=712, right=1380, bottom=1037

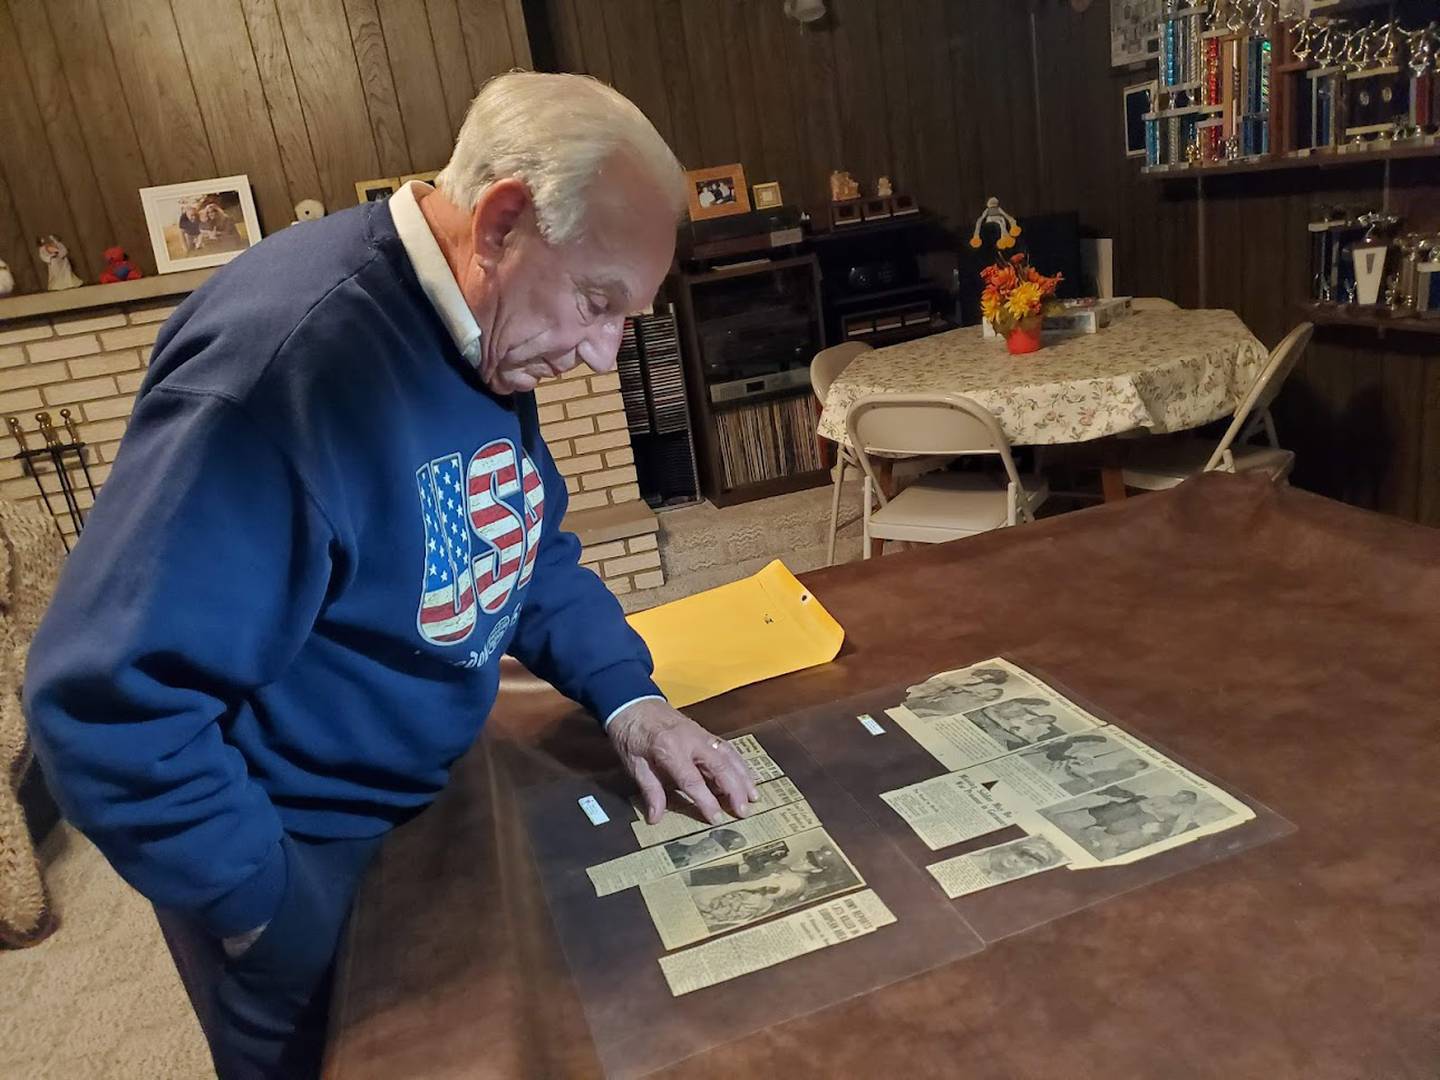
left=2, top=480, right=864, bottom=1080
left=2, top=826, right=212, bottom=1079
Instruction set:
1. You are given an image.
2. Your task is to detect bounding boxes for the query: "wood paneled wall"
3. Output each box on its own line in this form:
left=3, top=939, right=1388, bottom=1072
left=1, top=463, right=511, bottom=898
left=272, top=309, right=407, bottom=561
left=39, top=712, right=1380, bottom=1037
left=541, top=0, right=1066, bottom=231
left=0, top=0, right=530, bottom=289
left=539, top=0, right=1438, bottom=524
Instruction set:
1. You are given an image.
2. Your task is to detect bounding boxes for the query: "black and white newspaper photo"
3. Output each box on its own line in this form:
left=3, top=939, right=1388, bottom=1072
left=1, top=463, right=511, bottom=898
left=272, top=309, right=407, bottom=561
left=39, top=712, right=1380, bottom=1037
left=926, top=835, right=1069, bottom=898
left=639, top=828, right=866, bottom=950
left=885, top=658, right=1103, bottom=770
left=587, top=801, right=822, bottom=896
left=1034, top=765, right=1253, bottom=867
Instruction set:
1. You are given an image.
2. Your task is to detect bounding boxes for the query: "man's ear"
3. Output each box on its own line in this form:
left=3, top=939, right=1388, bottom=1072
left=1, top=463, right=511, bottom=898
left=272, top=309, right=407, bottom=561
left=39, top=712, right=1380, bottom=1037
left=470, top=178, right=532, bottom=266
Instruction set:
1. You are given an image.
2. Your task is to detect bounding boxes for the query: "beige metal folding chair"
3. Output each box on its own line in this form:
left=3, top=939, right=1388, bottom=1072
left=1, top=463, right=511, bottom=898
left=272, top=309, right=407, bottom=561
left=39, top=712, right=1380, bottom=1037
left=812, top=343, right=948, bottom=566
left=1122, top=321, right=1313, bottom=491
left=845, top=393, right=1049, bottom=557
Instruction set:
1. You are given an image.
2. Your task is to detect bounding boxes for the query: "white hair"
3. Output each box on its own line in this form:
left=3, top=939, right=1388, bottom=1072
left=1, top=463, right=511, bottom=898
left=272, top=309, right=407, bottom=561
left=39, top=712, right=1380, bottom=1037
left=436, top=72, right=686, bottom=245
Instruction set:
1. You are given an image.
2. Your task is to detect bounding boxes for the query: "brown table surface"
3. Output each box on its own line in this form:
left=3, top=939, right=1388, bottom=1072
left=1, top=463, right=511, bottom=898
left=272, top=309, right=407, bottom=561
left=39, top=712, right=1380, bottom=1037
left=325, top=473, right=1440, bottom=1080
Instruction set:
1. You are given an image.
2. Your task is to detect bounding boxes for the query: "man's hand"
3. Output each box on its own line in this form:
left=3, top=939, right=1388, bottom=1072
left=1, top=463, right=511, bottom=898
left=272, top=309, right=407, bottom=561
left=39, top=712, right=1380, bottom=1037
left=607, top=699, right=759, bottom=826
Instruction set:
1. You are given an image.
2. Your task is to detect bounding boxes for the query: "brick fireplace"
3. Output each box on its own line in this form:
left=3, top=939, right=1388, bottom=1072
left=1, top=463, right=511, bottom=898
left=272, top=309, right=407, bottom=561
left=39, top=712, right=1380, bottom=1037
left=0, top=277, right=663, bottom=598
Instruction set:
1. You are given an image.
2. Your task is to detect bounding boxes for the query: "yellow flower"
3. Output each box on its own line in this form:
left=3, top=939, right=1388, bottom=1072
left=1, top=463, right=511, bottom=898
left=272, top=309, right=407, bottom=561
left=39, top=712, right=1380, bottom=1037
left=1006, top=281, right=1043, bottom=319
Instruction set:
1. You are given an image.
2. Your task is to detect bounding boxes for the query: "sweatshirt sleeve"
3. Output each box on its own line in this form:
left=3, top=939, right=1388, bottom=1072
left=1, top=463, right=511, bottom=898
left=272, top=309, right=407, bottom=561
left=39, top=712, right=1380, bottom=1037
left=24, top=386, right=335, bottom=938
left=505, top=416, right=662, bottom=723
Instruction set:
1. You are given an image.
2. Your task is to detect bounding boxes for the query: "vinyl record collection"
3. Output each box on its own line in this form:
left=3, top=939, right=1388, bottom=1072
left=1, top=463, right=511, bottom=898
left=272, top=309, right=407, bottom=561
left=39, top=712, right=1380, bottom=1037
left=715, top=393, right=823, bottom=490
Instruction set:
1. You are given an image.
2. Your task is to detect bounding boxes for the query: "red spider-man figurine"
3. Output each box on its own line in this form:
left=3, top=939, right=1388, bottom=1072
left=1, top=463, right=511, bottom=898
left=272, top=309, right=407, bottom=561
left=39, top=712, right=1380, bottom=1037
left=99, top=246, right=142, bottom=283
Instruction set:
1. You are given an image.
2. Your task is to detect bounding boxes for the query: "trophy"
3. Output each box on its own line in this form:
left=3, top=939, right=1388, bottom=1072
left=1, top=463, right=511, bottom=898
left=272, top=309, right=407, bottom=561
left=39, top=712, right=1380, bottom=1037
left=1395, top=234, right=1429, bottom=312
left=1350, top=211, right=1399, bottom=307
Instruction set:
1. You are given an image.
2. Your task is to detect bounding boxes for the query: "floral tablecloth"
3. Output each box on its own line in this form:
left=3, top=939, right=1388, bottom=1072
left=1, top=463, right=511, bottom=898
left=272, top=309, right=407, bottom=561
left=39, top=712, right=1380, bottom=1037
left=817, top=309, right=1269, bottom=447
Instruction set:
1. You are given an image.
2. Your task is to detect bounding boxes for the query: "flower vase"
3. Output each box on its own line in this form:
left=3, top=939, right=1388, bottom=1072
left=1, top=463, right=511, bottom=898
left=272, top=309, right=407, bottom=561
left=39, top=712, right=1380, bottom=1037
left=1005, top=315, right=1043, bottom=355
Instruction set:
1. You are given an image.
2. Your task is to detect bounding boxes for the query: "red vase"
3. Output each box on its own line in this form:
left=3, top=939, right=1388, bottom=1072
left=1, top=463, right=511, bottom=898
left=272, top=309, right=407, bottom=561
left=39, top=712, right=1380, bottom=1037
left=1006, top=315, right=1043, bottom=355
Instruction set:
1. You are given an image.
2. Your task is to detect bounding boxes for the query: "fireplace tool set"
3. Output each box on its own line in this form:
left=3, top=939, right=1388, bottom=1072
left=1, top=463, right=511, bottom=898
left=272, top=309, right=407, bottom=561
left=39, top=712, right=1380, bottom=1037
left=6, top=410, right=97, bottom=551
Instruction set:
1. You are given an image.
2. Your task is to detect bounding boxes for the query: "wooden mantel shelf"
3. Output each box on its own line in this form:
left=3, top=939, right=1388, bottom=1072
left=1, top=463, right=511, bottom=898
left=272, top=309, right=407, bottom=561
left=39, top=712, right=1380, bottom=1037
left=0, top=267, right=216, bottom=322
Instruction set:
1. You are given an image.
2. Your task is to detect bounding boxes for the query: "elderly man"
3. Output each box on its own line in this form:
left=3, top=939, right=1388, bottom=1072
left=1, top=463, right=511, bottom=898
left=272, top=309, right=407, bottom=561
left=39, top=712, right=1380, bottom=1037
left=25, top=73, right=756, bottom=1078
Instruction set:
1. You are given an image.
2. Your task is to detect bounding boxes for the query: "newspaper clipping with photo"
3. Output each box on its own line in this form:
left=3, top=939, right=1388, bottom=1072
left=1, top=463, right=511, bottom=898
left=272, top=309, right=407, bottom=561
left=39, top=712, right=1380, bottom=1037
left=587, top=801, right=821, bottom=896
left=640, top=828, right=866, bottom=950
left=960, top=725, right=1255, bottom=868
left=885, top=658, right=1104, bottom=771
left=926, top=835, right=1068, bottom=899
left=882, top=660, right=1256, bottom=870
left=658, top=889, right=897, bottom=996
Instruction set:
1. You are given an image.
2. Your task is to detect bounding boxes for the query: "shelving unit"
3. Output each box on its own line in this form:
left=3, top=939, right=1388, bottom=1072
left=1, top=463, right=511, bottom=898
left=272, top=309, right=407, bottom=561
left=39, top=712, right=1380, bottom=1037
left=1138, top=0, right=1436, bottom=174
left=673, top=254, right=828, bottom=507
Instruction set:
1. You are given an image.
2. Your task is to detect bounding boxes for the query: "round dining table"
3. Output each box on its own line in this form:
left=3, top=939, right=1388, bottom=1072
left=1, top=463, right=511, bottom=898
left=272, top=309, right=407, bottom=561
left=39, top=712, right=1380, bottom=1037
left=816, top=307, right=1269, bottom=451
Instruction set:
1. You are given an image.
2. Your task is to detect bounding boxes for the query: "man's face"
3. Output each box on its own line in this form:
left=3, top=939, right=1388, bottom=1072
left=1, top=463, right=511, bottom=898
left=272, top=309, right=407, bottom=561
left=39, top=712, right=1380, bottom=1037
left=476, top=155, right=676, bottom=395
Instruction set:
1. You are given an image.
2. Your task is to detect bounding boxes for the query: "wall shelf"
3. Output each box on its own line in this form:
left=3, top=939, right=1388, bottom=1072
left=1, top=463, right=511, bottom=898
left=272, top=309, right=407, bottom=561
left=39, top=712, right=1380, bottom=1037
left=0, top=268, right=214, bottom=322
left=1143, top=140, right=1440, bottom=179
left=1301, top=303, right=1440, bottom=336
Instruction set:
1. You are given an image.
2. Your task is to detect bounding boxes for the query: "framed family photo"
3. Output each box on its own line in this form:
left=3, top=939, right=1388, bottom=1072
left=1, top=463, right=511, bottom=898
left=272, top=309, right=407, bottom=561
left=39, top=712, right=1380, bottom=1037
left=685, top=163, right=750, bottom=221
left=140, top=175, right=262, bottom=274
left=355, top=177, right=401, bottom=203
left=752, top=181, right=783, bottom=210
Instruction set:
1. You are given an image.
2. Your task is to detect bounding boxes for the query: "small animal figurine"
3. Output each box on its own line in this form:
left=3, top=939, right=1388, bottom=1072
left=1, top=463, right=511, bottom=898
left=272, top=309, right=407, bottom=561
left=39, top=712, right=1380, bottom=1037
left=829, top=170, right=861, bottom=202
left=98, top=246, right=143, bottom=284
left=37, top=235, right=83, bottom=291
left=876, top=176, right=894, bottom=198
left=0, top=258, right=13, bottom=298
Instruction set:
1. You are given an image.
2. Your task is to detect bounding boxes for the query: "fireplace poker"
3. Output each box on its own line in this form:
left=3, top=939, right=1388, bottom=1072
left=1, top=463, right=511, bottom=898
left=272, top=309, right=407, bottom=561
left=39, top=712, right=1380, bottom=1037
left=7, top=415, right=69, bottom=551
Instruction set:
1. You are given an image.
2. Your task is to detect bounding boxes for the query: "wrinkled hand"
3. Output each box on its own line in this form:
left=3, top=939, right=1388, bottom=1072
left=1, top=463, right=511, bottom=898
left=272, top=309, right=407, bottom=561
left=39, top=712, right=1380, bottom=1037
left=608, top=699, right=759, bottom=825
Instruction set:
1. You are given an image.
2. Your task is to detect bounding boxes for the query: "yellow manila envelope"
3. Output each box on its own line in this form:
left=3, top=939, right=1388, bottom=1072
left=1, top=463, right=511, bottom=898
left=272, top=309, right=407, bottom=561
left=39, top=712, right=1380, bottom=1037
left=626, top=560, right=844, bottom=708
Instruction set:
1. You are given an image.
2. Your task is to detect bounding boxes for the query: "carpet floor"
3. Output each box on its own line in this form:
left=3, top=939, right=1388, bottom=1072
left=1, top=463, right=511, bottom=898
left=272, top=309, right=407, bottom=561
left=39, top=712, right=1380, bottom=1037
left=2, top=479, right=868, bottom=1079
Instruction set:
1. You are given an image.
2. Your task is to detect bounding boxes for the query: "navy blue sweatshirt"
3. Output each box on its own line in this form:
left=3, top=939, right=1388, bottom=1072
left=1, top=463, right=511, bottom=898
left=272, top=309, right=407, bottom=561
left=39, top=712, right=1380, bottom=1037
left=24, top=201, right=660, bottom=938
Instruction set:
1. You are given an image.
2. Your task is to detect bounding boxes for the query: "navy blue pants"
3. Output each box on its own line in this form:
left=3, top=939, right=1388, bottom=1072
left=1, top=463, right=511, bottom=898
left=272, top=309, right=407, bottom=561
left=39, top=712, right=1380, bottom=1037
left=156, top=833, right=383, bottom=1079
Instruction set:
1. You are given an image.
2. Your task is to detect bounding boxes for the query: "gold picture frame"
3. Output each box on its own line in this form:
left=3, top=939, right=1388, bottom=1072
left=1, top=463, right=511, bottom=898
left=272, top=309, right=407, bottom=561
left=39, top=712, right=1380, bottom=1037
left=752, top=181, right=783, bottom=210
left=355, top=177, right=401, bottom=204
left=400, top=170, right=440, bottom=185
left=685, top=164, right=750, bottom=221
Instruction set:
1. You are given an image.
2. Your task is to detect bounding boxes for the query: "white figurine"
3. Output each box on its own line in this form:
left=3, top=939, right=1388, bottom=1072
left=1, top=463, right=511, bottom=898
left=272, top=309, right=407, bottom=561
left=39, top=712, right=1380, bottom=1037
left=0, top=258, right=13, bottom=298
left=37, top=235, right=83, bottom=291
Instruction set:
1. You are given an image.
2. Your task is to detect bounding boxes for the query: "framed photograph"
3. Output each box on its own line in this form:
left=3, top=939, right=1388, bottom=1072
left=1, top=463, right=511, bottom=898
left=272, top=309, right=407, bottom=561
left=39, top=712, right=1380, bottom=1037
left=752, top=181, right=783, bottom=210
left=1110, top=0, right=1162, bottom=67
left=355, top=177, right=401, bottom=204
left=1124, top=82, right=1156, bottom=157
left=400, top=170, right=439, bottom=185
left=139, top=175, right=262, bottom=274
left=685, top=163, right=750, bottom=221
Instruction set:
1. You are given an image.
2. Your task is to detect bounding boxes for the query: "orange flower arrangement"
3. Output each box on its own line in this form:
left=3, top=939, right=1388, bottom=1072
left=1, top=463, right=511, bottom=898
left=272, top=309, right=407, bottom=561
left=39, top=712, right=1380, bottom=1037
left=980, top=251, right=1062, bottom=335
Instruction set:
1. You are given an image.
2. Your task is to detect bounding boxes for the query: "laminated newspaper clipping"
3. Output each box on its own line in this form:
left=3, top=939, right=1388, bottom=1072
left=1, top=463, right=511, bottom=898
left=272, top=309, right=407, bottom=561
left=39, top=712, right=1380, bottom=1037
left=879, top=771, right=1015, bottom=850
left=587, top=801, right=821, bottom=895
left=883, top=659, right=1255, bottom=873
left=659, top=890, right=896, bottom=996
left=885, top=657, right=1103, bottom=771
left=630, top=776, right=805, bottom=847
left=580, top=733, right=887, bottom=994
left=640, top=827, right=867, bottom=950
left=927, top=835, right=1068, bottom=898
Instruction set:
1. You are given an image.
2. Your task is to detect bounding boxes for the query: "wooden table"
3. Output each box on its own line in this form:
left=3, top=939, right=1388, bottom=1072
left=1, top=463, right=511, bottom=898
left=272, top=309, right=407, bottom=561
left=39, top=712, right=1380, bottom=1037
left=325, top=473, right=1440, bottom=1079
